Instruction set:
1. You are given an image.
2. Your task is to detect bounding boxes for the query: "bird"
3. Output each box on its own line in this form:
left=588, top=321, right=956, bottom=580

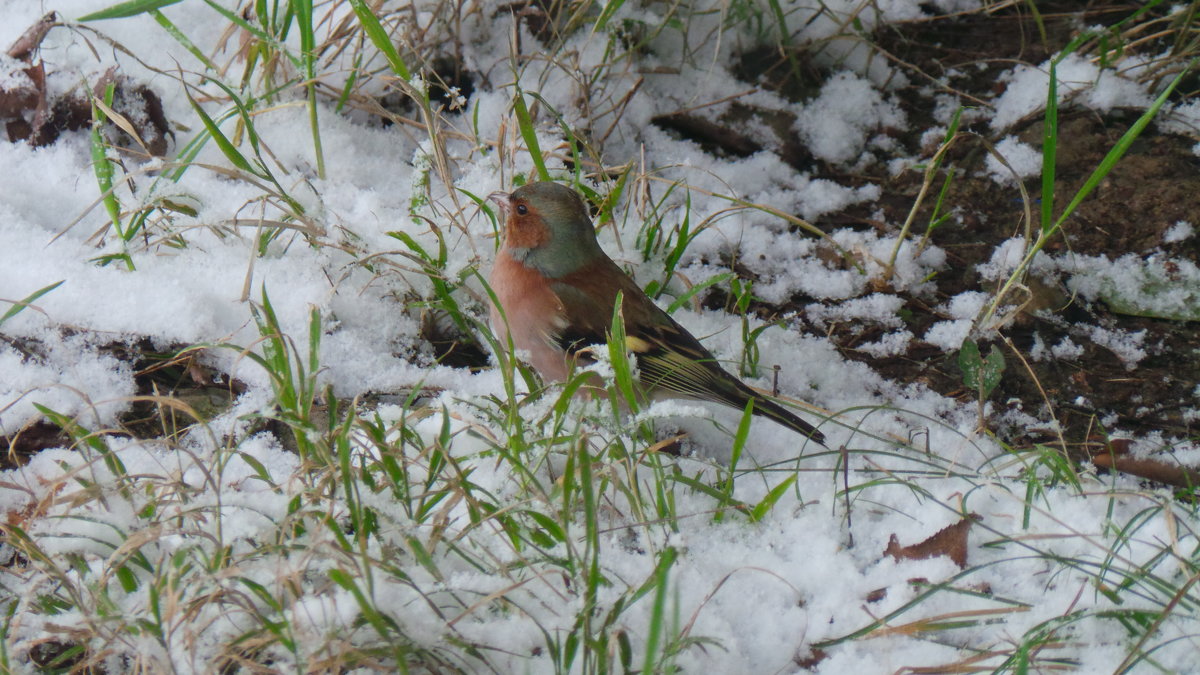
left=487, top=181, right=826, bottom=445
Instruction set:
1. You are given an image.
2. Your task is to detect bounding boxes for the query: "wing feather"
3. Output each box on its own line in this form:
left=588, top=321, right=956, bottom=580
left=548, top=258, right=825, bottom=443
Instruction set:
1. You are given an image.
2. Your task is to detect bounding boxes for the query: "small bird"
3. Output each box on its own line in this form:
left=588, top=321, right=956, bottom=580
left=487, top=181, right=825, bottom=445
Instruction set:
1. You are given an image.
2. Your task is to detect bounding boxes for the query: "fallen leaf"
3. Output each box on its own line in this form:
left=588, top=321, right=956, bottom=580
left=794, top=647, right=827, bottom=669
left=885, top=514, right=980, bottom=569
left=1092, top=453, right=1200, bottom=489
left=3, top=16, right=170, bottom=152
left=6, top=12, right=57, bottom=60
left=93, top=69, right=173, bottom=157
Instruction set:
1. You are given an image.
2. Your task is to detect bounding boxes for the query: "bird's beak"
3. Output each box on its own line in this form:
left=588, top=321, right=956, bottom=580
left=487, top=191, right=512, bottom=218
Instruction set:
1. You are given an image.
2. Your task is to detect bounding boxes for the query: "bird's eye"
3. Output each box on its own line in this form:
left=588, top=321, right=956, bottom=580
left=515, top=203, right=528, bottom=215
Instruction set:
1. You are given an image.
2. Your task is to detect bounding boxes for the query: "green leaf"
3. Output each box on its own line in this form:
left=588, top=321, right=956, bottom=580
left=608, top=292, right=641, bottom=410
left=149, top=9, right=218, bottom=71
left=594, top=0, right=627, bottom=30
left=958, top=339, right=1005, bottom=399
left=670, top=474, right=746, bottom=511
left=78, top=0, right=182, bottom=21
left=665, top=273, right=732, bottom=314
left=90, top=90, right=124, bottom=241
left=1041, top=58, right=1058, bottom=235
left=116, top=565, right=139, bottom=593
left=182, top=88, right=262, bottom=178
left=524, top=510, right=567, bottom=545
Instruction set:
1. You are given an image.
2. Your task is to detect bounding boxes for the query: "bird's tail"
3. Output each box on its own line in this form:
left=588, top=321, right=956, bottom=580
left=749, top=392, right=826, bottom=446
left=713, top=381, right=825, bottom=446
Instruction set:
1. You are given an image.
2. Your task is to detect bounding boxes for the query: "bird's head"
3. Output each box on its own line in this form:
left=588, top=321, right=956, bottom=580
left=489, top=181, right=604, bottom=278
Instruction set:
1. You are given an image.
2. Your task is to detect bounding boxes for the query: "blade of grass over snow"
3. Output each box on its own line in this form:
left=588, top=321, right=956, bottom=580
left=146, top=9, right=218, bottom=71
left=715, top=399, right=754, bottom=523
left=32, top=404, right=131, bottom=499
left=293, top=0, right=326, bottom=179
left=1041, top=57, right=1058, bottom=234
left=348, top=0, right=411, bottom=80
left=77, top=0, right=182, bottom=21
left=89, top=82, right=130, bottom=265
left=232, top=286, right=325, bottom=462
left=666, top=272, right=733, bottom=315
left=512, top=87, right=551, bottom=182
left=904, top=105, right=964, bottom=261
left=0, top=280, right=63, bottom=326
left=200, top=0, right=302, bottom=70
left=182, top=87, right=266, bottom=180
left=388, top=229, right=477, bottom=344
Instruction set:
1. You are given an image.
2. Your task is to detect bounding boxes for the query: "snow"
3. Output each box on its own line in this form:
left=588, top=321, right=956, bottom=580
left=1163, top=220, right=1194, bottom=244
left=986, top=135, right=1042, bottom=184
left=0, top=1, right=1197, bottom=673
left=991, top=53, right=1154, bottom=131
left=793, top=72, right=906, bottom=166
left=1063, top=252, right=1200, bottom=321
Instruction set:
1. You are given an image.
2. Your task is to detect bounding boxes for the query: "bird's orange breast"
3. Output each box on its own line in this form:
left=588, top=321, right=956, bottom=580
left=488, top=248, right=570, bottom=381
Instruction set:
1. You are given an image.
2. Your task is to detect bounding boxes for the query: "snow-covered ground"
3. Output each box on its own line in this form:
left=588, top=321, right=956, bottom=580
left=1, top=1, right=1197, bottom=672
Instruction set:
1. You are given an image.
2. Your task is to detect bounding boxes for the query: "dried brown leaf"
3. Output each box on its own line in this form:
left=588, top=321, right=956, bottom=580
left=93, top=71, right=173, bottom=157
left=794, top=647, right=827, bottom=669
left=6, top=12, right=58, bottom=61
left=885, top=514, right=980, bottom=569
left=0, top=60, right=44, bottom=124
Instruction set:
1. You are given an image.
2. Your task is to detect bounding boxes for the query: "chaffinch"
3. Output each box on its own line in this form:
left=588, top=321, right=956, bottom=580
left=487, top=181, right=825, bottom=445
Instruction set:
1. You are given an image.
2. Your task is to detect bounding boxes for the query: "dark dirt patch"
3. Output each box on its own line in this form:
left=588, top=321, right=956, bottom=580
left=665, top=5, right=1200, bottom=468
left=841, top=43, right=1199, bottom=457
left=0, top=340, right=243, bottom=469
left=665, top=103, right=1200, bottom=455
left=834, top=113, right=1200, bottom=453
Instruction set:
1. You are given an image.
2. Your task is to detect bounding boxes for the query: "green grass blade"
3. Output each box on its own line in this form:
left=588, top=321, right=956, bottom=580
left=149, top=9, right=218, bottom=71
left=1040, top=59, right=1058, bottom=234
left=294, top=0, right=325, bottom=179
left=719, top=399, right=754, bottom=517
left=750, top=475, right=797, bottom=522
left=665, top=273, right=732, bottom=314
left=607, top=292, right=641, bottom=411
left=90, top=87, right=125, bottom=242
left=78, top=0, right=182, bottom=21
left=0, top=280, right=63, bottom=326
left=594, top=0, right=626, bottom=30
left=349, top=0, right=412, bottom=79
left=1048, top=58, right=1196, bottom=236
left=640, top=547, right=674, bottom=673
left=201, top=0, right=301, bottom=69
left=182, top=88, right=264, bottom=178
left=513, top=88, right=550, bottom=181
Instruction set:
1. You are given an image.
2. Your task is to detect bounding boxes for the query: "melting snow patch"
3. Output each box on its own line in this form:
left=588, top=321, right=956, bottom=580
left=805, top=293, right=906, bottom=329
left=985, top=136, right=1042, bottom=184
left=1163, top=220, right=1194, bottom=244
left=1081, top=324, right=1148, bottom=369
left=794, top=72, right=906, bottom=165
left=923, top=291, right=988, bottom=351
left=991, top=53, right=1152, bottom=130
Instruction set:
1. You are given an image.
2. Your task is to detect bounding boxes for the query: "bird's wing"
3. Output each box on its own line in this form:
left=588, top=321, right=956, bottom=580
left=550, top=259, right=826, bottom=443
left=549, top=259, right=733, bottom=401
